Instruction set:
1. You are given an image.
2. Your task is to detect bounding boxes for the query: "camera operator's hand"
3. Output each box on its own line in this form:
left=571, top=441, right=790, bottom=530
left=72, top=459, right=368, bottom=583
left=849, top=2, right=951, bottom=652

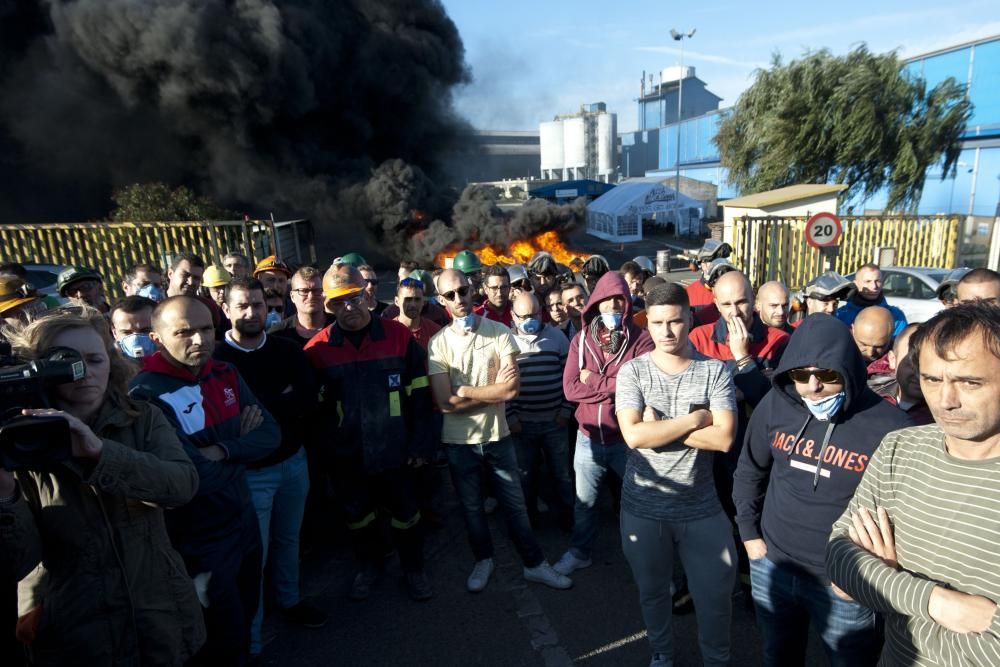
left=201, top=445, right=227, bottom=462
left=22, top=409, right=103, bottom=460
left=240, top=405, right=264, bottom=436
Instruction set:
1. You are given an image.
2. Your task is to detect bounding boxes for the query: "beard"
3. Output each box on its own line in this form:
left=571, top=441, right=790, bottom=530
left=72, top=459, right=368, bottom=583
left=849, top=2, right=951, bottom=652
left=235, top=318, right=264, bottom=336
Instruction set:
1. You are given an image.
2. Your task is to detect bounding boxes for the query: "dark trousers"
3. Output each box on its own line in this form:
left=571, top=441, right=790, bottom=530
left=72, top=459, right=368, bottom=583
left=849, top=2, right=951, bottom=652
left=184, top=522, right=263, bottom=666
left=445, top=437, right=544, bottom=568
left=332, top=455, right=424, bottom=573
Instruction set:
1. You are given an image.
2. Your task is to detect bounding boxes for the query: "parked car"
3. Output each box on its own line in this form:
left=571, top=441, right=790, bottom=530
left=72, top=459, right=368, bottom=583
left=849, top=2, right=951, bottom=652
left=845, top=267, right=949, bottom=323
left=22, top=263, right=71, bottom=306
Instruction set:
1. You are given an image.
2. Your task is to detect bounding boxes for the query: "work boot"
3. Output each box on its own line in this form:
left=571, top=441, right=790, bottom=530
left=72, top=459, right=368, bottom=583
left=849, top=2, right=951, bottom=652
left=282, top=601, right=328, bottom=628
left=350, top=565, right=376, bottom=601
left=405, top=571, right=434, bottom=602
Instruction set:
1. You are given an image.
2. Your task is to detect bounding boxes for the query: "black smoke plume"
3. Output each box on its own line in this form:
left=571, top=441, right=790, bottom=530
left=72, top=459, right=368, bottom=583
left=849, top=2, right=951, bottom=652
left=0, top=0, right=584, bottom=264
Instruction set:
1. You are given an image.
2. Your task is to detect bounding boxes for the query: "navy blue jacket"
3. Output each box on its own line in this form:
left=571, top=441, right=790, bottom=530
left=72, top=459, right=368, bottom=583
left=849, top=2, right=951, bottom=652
left=732, top=314, right=912, bottom=579
left=130, top=354, right=280, bottom=550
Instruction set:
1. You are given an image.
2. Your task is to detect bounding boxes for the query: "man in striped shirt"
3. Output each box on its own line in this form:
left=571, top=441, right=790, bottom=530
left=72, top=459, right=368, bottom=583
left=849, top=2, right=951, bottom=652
left=508, top=291, right=574, bottom=530
left=827, top=303, right=1000, bottom=665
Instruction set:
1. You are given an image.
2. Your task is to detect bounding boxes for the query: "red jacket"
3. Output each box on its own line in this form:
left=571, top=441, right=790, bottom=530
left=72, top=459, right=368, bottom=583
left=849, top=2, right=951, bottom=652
left=563, top=272, right=654, bottom=444
left=690, top=314, right=790, bottom=408
left=474, top=300, right=513, bottom=328
left=686, top=279, right=721, bottom=326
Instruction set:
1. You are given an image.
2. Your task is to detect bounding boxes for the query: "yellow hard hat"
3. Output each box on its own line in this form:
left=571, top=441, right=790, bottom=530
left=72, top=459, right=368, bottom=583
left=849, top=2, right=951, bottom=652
left=202, top=265, right=232, bottom=288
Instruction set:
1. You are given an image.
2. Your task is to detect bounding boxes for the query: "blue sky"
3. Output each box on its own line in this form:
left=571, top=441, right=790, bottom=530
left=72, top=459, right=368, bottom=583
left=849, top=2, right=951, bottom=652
left=440, top=0, right=1000, bottom=133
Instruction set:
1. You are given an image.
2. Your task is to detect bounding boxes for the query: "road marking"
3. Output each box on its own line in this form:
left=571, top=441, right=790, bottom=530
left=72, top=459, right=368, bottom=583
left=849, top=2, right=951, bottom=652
left=574, top=629, right=648, bottom=661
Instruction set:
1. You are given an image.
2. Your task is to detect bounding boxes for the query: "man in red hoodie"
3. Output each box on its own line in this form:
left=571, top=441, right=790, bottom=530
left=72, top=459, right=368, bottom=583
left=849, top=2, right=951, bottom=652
left=554, top=272, right=655, bottom=575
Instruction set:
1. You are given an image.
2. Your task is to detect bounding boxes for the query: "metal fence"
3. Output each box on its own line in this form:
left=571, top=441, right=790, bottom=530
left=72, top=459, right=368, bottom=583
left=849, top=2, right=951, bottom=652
left=0, top=218, right=314, bottom=299
left=732, top=215, right=959, bottom=289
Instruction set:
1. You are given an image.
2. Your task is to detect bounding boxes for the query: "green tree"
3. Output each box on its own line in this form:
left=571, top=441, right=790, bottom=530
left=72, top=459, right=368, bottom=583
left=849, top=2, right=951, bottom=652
left=110, top=182, right=236, bottom=221
left=714, top=45, right=971, bottom=212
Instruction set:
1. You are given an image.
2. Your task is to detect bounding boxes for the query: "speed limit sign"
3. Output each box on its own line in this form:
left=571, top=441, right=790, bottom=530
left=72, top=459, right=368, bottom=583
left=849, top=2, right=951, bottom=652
left=805, top=212, right=843, bottom=248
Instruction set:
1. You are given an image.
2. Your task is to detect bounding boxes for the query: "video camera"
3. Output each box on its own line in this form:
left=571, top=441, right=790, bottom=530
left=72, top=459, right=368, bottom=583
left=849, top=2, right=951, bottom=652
left=0, top=341, right=85, bottom=471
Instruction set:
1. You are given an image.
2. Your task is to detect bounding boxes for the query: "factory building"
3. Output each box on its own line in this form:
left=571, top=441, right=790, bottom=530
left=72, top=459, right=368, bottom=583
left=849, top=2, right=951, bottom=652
left=620, top=34, right=1000, bottom=222
left=539, top=102, right=618, bottom=183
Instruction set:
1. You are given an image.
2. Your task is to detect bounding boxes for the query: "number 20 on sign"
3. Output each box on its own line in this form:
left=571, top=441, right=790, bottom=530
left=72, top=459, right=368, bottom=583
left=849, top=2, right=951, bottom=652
left=805, top=212, right=843, bottom=249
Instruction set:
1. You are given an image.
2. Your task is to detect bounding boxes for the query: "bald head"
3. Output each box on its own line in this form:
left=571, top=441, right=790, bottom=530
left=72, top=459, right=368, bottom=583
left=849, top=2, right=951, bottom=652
left=889, top=323, right=920, bottom=371
left=436, top=269, right=473, bottom=318
left=713, top=270, right=754, bottom=328
left=511, top=291, right=540, bottom=318
left=852, top=306, right=894, bottom=362
left=756, top=281, right=790, bottom=329
left=957, top=268, right=1000, bottom=305
left=150, top=295, right=215, bottom=371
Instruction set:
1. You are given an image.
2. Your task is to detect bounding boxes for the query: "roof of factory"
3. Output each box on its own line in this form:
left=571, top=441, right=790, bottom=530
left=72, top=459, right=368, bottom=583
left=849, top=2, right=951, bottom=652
left=528, top=180, right=615, bottom=199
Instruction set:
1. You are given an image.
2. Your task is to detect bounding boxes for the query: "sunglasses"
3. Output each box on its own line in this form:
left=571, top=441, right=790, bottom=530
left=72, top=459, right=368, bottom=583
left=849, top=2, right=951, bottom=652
left=787, top=368, right=842, bottom=384
left=399, top=277, right=424, bottom=289
left=364, top=278, right=379, bottom=286
left=511, top=280, right=533, bottom=292
left=440, top=285, right=471, bottom=302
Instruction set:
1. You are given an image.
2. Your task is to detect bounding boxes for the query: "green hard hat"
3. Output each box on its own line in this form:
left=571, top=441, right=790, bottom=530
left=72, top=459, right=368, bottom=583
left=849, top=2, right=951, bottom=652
left=453, top=250, right=482, bottom=274
left=338, top=252, right=367, bottom=268
left=408, top=269, right=434, bottom=295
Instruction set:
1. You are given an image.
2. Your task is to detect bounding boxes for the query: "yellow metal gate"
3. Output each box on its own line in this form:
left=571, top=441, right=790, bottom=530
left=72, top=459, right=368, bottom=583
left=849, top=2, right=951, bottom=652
left=0, top=218, right=313, bottom=299
left=732, top=215, right=959, bottom=289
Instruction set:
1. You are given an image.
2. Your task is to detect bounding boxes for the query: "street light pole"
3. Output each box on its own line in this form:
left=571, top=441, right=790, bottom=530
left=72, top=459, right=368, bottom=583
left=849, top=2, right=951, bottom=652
left=670, top=28, right=695, bottom=237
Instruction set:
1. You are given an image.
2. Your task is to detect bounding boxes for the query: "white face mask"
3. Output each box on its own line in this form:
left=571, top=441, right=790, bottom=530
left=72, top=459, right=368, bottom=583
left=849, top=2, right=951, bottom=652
left=802, top=391, right=846, bottom=421
left=452, top=313, right=476, bottom=332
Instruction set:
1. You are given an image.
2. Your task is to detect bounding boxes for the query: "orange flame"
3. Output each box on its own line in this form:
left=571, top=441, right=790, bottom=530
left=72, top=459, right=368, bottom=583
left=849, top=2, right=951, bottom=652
left=435, top=230, right=590, bottom=269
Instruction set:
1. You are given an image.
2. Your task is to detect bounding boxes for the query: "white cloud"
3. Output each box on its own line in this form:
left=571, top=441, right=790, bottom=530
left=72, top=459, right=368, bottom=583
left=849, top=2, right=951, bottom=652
left=634, top=45, right=765, bottom=69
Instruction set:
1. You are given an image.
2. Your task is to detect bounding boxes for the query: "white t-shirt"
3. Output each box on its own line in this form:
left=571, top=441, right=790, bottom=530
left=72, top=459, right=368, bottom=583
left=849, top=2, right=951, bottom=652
left=428, top=318, right=517, bottom=445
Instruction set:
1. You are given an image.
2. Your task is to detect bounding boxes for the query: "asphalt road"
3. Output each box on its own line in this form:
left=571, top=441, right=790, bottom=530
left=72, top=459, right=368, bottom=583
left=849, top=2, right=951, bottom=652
left=257, top=466, right=824, bottom=667
left=281, top=233, right=825, bottom=667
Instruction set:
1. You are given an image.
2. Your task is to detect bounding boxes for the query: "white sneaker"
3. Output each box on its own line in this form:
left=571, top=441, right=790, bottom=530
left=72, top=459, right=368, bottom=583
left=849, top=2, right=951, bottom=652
left=553, top=550, right=592, bottom=576
left=467, top=558, right=494, bottom=593
left=484, top=497, right=498, bottom=514
left=523, top=561, right=572, bottom=589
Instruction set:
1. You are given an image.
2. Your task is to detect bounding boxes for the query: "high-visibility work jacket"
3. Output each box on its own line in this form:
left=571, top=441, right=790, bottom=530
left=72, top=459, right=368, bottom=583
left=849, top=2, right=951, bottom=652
left=305, top=317, right=434, bottom=473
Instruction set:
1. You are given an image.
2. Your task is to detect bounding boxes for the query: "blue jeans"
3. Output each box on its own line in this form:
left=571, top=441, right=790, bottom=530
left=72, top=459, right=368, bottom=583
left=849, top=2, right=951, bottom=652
left=570, top=431, right=628, bottom=559
left=246, top=448, right=310, bottom=655
left=445, top=437, right=544, bottom=567
left=749, top=555, right=880, bottom=667
left=512, top=420, right=574, bottom=521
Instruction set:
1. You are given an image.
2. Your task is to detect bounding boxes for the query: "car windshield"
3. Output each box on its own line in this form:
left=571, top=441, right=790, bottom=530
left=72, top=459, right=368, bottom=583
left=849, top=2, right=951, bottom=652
left=26, top=269, right=58, bottom=289
left=924, top=270, right=949, bottom=283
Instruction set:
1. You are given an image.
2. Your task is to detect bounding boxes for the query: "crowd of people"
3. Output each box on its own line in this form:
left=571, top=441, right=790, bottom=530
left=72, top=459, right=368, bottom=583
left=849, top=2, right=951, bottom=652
left=1, top=240, right=999, bottom=666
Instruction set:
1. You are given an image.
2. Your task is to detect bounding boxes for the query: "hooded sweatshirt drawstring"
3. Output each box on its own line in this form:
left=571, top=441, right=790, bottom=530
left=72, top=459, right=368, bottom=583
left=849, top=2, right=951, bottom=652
left=812, top=422, right=837, bottom=490
left=785, top=415, right=813, bottom=461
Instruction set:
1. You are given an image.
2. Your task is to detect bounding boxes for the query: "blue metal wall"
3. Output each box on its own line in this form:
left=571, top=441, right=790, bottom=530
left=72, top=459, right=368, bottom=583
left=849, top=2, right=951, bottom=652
left=625, top=35, right=1000, bottom=217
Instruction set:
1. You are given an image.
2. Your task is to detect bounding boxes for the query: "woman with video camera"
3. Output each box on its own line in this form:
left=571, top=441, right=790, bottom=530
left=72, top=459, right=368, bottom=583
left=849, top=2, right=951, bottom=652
left=0, top=307, right=205, bottom=665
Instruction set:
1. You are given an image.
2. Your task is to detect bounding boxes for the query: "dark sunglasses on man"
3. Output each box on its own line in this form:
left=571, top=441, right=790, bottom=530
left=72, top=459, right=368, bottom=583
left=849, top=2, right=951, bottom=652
left=787, top=367, right=842, bottom=384
left=511, top=280, right=532, bottom=292
left=440, top=285, right=471, bottom=302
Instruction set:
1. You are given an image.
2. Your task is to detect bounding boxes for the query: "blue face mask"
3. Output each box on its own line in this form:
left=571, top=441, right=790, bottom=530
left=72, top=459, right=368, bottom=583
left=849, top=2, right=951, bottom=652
left=136, top=284, right=165, bottom=302
left=802, top=391, right=846, bottom=421
left=118, top=333, right=156, bottom=359
left=452, top=313, right=476, bottom=332
left=600, top=312, right=623, bottom=330
left=518, top=318, right=542, bottom=335
left=265, top=310, right=282, bottom=329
